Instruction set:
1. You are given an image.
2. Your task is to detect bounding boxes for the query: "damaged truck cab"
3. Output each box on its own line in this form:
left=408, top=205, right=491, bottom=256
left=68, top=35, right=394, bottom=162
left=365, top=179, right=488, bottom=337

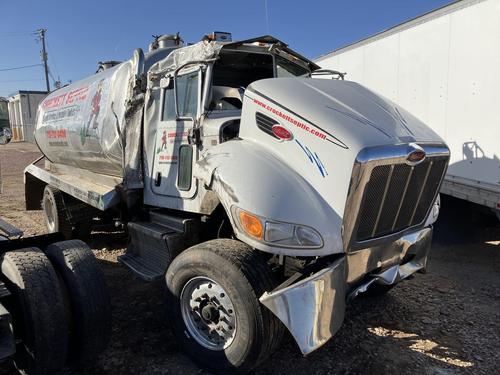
left=25, top=33, right=449, bottom=373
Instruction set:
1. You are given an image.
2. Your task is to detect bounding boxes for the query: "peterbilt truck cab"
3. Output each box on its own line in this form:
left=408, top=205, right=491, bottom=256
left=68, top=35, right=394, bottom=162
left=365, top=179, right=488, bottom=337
left=25, top=33, right=449, bottom=373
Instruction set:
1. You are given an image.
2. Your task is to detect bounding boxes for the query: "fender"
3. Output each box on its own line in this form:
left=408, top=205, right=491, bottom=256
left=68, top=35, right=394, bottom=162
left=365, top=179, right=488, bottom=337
left=194, top=139, right=344, bottom=257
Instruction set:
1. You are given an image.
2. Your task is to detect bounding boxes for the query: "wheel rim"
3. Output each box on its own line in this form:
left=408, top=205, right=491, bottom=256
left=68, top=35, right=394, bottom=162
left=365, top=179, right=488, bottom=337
left=44, top=193, right=56, bottom=232
left=180, top=276, right=237, bottom=351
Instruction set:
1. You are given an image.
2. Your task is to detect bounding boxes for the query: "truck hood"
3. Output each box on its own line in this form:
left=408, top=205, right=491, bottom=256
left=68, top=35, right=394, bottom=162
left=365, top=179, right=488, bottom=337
left=246, top=78, right=444, bottom=150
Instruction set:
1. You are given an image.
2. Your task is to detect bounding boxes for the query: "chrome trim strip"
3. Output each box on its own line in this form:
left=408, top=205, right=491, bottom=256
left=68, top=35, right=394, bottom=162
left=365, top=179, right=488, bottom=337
left=371, top=164, right=394, bottom=237
left=391, top=165, right=413, bottom=231
left=409, top=160, right=433, bottom=225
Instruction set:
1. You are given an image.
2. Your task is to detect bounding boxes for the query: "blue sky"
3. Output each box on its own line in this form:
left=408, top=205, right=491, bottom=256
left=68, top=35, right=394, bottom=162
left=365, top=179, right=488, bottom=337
left=0, top=0, right=453, bottom=97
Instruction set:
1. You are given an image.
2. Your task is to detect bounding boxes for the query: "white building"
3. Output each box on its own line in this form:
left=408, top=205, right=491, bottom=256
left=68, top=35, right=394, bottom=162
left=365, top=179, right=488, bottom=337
left=7, top=90, right=47, bottom=142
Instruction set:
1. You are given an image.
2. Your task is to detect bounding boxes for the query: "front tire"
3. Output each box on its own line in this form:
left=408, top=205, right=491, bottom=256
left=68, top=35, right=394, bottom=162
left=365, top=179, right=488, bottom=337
left=165, top=239, right=284, bottom=374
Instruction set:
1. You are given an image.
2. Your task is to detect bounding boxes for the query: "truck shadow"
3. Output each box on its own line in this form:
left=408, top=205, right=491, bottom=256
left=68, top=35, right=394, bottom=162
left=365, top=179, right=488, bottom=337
left=433, top=195, right=499, bottom=245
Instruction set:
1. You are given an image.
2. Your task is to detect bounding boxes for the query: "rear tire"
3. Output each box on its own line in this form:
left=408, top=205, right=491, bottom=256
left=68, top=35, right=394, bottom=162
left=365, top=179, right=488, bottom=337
left=45, top=240, right=111, bottom=366
left=0, top=248, right=68, bottom=375
left=42, top=186, right=93, bottom=240
left=165, top=239, right=284, bottom=374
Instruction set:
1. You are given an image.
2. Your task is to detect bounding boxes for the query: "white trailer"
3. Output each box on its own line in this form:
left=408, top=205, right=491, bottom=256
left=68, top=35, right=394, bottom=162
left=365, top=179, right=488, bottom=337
left=316, top=0, right=500, bottom=216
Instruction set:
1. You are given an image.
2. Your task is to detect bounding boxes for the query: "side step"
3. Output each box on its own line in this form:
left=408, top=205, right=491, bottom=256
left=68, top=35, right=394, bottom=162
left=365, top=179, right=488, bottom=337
left=118, top=213, right=199, bottom=282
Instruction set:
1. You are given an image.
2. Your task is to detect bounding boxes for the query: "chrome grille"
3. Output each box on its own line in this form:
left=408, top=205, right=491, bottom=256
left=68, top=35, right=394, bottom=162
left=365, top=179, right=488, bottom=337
left=343, top=144, right=449, bottom=250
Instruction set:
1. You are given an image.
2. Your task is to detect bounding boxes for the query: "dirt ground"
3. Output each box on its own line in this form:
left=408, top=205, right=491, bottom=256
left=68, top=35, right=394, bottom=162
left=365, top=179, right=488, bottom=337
left=1, top=142, right=499, bottom=375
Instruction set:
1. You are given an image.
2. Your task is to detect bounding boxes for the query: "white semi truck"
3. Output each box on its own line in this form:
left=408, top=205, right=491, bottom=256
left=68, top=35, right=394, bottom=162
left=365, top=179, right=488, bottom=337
left=316, top=0, right=500, bottom=218
left=24, top=33, right=449, bottom=373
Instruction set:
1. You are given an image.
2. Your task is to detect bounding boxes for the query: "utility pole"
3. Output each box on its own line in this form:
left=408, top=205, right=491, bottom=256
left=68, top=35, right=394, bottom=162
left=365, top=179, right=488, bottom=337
left=37, top=28, right=50, bottom=92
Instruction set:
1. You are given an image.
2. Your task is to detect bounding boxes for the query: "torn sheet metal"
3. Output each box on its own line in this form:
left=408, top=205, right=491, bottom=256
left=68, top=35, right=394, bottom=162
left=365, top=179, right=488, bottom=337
left=149, top=41, right=222, bottom=77
left=260, top=226, right=432, bottom=355
left=347, top=226, right=432, bottom=300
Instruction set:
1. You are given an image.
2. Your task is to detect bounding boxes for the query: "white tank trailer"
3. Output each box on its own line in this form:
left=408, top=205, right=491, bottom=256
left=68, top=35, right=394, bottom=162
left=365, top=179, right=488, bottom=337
left=25, top=33, right=450, bottom=373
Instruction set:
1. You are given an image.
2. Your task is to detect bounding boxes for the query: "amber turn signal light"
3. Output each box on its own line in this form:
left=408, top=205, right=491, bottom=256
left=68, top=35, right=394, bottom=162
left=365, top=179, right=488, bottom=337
left=239, top=210, right=263, bottom=240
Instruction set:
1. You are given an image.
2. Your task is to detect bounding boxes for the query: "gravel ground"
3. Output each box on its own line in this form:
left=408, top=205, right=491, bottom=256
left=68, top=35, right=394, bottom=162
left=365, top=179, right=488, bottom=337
left=0, top=142, right=499, bottom=374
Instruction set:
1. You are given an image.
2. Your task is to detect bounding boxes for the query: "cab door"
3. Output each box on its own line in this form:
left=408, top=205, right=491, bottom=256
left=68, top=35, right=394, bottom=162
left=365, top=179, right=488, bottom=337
left=151, top=69, right=201, bottom=198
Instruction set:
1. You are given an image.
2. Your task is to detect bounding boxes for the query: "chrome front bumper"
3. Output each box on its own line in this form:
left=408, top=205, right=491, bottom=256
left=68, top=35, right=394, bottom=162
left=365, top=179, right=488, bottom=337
left=260, top=226, right=432, bottom=355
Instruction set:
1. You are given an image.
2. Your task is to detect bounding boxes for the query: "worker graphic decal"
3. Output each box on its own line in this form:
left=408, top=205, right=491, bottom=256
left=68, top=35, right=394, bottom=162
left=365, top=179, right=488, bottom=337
left=155, top=128, right=180, bottom=165
left=80, top=79, right=109, bottom=145
left=161, top=130, right=168, bottom=150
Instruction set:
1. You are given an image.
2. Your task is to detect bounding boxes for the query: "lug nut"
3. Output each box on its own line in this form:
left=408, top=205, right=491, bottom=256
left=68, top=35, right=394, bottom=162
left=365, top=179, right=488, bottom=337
left=220, top=293, right=225, bottom=298
left=208, top=284, right=212, bottom=289
left=228, top=309, right=233, bottom=314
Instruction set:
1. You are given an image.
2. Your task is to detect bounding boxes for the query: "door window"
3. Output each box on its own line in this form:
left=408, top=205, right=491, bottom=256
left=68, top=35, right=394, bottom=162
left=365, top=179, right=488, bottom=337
left=162, top=71, right=199, bottom=121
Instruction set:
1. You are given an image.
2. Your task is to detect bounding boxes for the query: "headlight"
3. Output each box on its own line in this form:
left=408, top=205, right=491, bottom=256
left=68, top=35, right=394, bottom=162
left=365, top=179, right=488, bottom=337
left=232, top=207, right=323, bottom=249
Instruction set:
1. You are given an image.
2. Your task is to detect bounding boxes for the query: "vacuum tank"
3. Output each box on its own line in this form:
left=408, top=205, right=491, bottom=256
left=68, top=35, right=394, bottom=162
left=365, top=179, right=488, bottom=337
left=35, top=34, right=182, bottom=177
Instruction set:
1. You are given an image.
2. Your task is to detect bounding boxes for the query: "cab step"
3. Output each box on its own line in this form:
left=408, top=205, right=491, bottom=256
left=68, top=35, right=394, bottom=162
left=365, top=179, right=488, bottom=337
left=118, top=213, right=200, bottom=281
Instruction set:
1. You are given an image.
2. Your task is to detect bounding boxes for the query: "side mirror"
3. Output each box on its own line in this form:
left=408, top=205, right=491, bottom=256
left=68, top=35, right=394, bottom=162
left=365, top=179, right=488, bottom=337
left=0, top=127, right=12, bottom=145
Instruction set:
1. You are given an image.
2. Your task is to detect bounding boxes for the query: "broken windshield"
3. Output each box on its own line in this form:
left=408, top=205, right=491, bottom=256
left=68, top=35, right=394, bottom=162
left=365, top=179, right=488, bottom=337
left=208, top=50, right=311, bottom=111
left=209, top=51, right=273, bottom=110
left=276, top=55, right=309, bottom=77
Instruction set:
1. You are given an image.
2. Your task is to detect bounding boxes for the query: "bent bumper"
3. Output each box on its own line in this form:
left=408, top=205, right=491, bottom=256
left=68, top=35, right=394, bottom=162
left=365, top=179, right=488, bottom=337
left=260, top=226, right=432, bottom=355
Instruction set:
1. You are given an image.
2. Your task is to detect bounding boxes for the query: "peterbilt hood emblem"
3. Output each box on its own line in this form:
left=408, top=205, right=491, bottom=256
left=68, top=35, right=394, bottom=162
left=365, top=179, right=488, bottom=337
left=406, top=144, right=426, bottom=165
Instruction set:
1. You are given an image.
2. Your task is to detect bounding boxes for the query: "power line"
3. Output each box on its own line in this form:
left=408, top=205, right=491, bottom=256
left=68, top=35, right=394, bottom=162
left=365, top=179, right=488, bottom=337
left=0, top=63, right=43, bottom=72
left=264, top=0, right=270, bottom=34
left=0, top=79, right=44, bottom=83
left=0, top=31, right=37, bottom=38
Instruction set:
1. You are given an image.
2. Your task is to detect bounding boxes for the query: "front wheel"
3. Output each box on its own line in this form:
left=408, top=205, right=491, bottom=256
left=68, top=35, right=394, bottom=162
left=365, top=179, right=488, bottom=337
left=165, top=239, right=284, bottom=374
